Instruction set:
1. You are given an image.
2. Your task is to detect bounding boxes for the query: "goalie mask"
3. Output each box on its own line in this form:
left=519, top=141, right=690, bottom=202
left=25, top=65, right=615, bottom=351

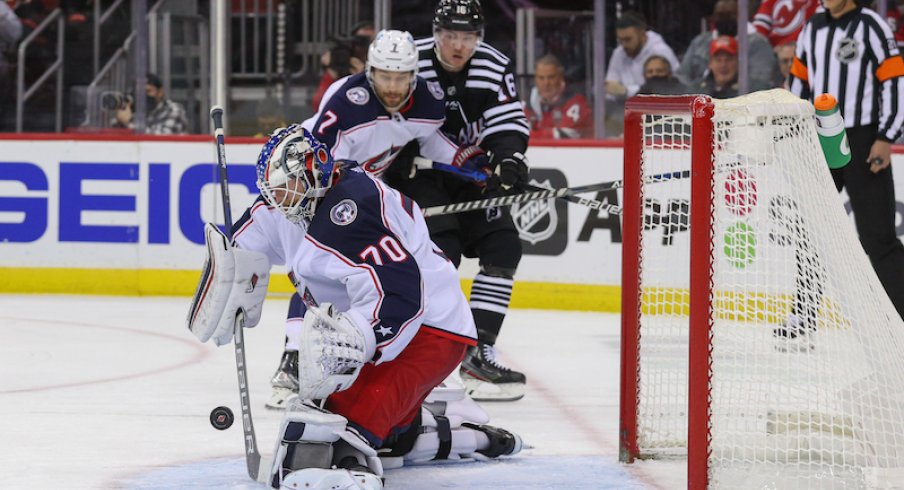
left=366, top=29, right=418, bottom=112
left=256, top=125, right=339, bottom=223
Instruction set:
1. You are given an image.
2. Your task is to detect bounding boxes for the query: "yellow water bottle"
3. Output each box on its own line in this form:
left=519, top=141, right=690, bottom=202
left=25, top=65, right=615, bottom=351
left=814, top=94, right=851, bottom=169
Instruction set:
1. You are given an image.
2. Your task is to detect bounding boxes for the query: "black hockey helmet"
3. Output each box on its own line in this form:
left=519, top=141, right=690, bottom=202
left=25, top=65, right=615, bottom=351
left=433, top=0, right=485, bottom=32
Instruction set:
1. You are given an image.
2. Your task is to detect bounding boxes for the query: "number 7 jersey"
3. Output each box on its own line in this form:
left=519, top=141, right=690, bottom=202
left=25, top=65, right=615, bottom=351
left=232, top=167, right=477, bottom=363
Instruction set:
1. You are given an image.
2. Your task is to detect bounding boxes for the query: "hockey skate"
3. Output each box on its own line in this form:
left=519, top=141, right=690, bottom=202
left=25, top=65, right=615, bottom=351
left=773, top=314, right=816, bottom=352
left=459, top=342, right=526, bottom=402
left=267, top=350, right=299, bottom=409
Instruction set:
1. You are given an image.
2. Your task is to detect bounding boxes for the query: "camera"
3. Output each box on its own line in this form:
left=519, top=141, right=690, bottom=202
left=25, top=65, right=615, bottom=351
left=100, top=91, right=134, bottom=111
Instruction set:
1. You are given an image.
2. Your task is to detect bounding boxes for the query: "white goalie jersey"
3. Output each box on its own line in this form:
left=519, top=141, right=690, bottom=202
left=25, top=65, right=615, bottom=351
left=231, top=168, right=477, bottom=362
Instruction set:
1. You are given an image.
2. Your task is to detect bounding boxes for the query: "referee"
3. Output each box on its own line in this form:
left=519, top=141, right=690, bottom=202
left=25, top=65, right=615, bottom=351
left=789, top=0, right=904, bottom=320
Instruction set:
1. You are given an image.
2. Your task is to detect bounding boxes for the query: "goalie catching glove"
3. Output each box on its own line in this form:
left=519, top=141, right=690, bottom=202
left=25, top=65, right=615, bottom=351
left=298, top=303, right=376, bottom=400
left=187, top=223, right=271, bottom=346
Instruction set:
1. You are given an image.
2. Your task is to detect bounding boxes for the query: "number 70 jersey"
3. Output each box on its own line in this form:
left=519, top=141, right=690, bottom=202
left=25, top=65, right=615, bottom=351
left=232, top=168, right=477, bottom=363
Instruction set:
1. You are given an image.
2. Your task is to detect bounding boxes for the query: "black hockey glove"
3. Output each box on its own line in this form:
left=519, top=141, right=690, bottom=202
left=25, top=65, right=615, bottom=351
left=484, top=152, right=529, bottom=194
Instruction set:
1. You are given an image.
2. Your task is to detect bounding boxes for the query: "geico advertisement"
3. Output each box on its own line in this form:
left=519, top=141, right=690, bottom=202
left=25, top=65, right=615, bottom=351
left=0, top=140, right=624, bottom=284
left=3, top=139, right=900, bottom=286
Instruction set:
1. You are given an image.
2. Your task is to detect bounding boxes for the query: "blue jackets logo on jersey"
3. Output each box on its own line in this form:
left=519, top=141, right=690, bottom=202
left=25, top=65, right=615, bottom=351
left=330, top=199, right=358, bottom=225
left=346, top=87, right=370, bottom=105
left=427, top=81, right=444, bottom=100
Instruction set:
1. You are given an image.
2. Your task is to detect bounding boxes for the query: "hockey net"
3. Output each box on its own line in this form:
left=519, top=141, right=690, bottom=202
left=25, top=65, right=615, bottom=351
left=619, top=90, right=904, bottom=489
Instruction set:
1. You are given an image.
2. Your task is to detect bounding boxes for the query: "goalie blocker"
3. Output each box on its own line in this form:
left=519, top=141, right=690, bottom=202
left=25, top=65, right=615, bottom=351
left=187, top=223, right=271, bottom=346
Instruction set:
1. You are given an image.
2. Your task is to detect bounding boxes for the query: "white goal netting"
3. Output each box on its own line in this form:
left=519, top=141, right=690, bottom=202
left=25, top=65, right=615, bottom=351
left=627, top=90, right=904, bottom=488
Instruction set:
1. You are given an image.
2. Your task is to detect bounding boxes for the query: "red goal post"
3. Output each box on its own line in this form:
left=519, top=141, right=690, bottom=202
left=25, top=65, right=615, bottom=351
left=620, top=95, right=715, bottom=488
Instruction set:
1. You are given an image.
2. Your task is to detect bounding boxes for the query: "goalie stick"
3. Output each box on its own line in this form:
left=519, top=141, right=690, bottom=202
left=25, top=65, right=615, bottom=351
left=209, top=106, right=268, bottom=482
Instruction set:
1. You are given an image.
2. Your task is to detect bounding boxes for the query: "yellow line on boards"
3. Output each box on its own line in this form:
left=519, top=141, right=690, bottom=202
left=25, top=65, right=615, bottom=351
left=0, top=268, right=622, bottom=313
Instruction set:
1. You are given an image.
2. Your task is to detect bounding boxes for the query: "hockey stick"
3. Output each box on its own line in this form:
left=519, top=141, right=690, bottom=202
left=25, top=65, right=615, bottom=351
left=413, top=156, right=690, bottom=216
left=413, top=156, right=620, bottom=211
left=210, top=106, right=266, bottom=482
left=422, top=183, right=623, bottom=217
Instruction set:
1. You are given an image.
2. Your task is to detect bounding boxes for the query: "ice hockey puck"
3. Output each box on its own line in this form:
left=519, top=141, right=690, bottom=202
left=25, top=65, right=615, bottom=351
left=210, top=406, right=234, bottom=430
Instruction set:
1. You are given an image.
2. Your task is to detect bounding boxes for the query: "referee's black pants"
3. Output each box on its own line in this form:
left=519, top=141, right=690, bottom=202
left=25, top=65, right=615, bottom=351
left=832, top=124, right=904, bottom=320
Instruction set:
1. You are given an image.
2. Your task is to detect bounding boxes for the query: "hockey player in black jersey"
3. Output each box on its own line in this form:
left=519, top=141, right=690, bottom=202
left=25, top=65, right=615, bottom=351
left=386, top=0, right=531, bottom=401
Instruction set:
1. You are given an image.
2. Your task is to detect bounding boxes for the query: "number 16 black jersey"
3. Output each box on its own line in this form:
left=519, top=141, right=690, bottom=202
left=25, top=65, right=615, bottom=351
left=414, top=37, right=530, bottom=162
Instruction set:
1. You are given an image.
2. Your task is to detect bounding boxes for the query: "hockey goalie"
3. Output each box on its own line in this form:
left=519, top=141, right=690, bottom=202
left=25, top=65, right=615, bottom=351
left=187, top=126, right=523, bottom=489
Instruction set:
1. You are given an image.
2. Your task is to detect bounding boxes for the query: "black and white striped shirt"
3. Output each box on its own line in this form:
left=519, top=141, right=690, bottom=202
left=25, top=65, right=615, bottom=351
left=790, top=7, right=904, bottom=141
left=414, top=37, right=529, bottom=160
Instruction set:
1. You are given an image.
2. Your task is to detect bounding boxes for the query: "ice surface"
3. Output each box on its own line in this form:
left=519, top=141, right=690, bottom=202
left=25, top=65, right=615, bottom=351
left=0, top=295, right=675, bottom=489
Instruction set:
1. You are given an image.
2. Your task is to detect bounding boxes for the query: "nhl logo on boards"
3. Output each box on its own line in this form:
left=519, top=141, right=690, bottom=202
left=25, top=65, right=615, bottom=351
left=330, top=199, right=358, bottom=225
left=835, top=37, right=860, bottom=64
left=512, top=179, right=558, bottom=244
left=428, top=81, right=444, bottom=100
left=346, top=87, right=370, bottom=105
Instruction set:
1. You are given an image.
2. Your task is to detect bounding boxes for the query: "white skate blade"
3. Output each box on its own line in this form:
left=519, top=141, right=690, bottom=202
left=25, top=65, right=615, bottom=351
left=280, top=467, right=382, bottom=490
left=266, top=387, right=296, bottom=409
left=461, top=376, right=525, bottom=402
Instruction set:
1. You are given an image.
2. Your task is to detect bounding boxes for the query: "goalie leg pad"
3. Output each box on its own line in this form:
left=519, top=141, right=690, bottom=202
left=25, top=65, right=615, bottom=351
left=423, top=370, right=490, bottom=426
left=385, top=407, right=523, bottom=465
left=187, top=223, right=271, bottom=346
left=269, top=399, right=347, bottom=488
left=279, top=468, right=383, bottom=490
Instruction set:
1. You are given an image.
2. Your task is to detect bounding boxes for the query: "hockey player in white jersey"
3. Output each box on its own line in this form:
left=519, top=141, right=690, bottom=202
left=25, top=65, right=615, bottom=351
left=188, top=127, right=522, bottom=489
left=304, top=29, right=460, bottom=177
left=266, top=29, right=486, bottom=409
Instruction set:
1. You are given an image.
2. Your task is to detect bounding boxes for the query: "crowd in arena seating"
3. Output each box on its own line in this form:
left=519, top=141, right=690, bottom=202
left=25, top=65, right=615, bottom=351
left=2, top=0, right=904, bottom=137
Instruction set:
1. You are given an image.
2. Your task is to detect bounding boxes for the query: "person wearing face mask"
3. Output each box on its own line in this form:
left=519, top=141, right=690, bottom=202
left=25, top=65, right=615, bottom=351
left=113, top=73, right=190, bottom=134
left=637, top=55, right=688, bottom=95
left=524, top=54, right=592, bottom=139
left=604, top=11, right=681, bottom=101
left=675, top=0, right=783, bottom=92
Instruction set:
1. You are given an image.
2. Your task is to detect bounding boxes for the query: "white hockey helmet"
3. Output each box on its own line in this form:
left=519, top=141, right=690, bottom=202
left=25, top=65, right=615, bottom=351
left=366, top=29, right=418, bottom=110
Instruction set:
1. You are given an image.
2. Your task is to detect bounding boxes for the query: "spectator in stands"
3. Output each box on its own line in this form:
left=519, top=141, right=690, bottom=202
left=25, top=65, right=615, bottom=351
left=604, top=11, right=680, bottom=135
left=886, top=0, right=904, bottom=50
left=0, top=1, right=22, bottom=130
left=637, top=55, right=688, bottom=95
left=525, top=54, right=592, bottom=139
left=698, top=36, right=740, bottom=99
left=605, top=12, right=681, bottom=100
left=312, top=41, right=366, bottom=111
left=775, top=42, right=795, bottom=89
left=114, top=74, right=189, bottom=134
left=311, top=22, right=374, bottom=112
left=676, top=0, right=782, bottom=92
left=753, top=0, right=819, bottom=47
